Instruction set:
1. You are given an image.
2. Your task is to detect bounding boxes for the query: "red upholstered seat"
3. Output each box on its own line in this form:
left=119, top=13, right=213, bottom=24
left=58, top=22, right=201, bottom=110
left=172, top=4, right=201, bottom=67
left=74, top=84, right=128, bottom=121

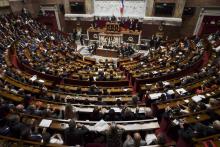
left=176, top=137, right=193, bottom=147
left=85, top=143, right=106, bottom=147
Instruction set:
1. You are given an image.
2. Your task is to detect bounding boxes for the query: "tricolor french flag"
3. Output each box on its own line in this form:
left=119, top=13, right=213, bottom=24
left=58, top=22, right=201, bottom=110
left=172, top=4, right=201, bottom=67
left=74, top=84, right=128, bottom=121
left=120, top=0, right=125, bottom=16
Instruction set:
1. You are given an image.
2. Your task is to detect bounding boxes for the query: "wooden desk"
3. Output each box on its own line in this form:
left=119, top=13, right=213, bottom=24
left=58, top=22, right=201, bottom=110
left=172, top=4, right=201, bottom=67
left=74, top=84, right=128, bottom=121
left=21, top=113, right=159, bottom=132
left=0, top=88, right=23, bottom=102
left=0, top=135, right=69, bottom=147
left=96, top=48, right=118, bottom=58
left=182, top=113, right=210, bottom=124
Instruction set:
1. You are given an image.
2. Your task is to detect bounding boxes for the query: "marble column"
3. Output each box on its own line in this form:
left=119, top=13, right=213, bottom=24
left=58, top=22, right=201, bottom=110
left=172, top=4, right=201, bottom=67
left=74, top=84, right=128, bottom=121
left=174, top=0, right=186, bottom=18
left=85, top=0, right=94, bottom=14
left=146, top=0, right=154, bottom=16
left=64, top=0, right=70, bottom=14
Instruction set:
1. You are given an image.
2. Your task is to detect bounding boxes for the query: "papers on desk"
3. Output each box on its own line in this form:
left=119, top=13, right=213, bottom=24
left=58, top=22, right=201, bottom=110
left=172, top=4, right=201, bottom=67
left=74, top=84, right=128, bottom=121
left=50, top=36, right=55, bottom=40
left=167, top=90, right=175, bottom=95
left=176, top=88, right=187, bottom=95
left=172, top=119, right=180, bottom=125
left=87, top=121, right=159, bottom=132
left=152, top=71, right=158, bottom=74
left=111, top=107, right=121, bottom=113
left=206, top=93, right=211, bottom=97
left=192, top=95, right=205, bottom=102
left=162, top=81, right=170, bottom=86
left=123, top=88, right=128, bottom=92
left=160, top=46, right=166, bottom=49
left=120, top=122, right=159, bottom=131
left=120, top=124, right=139, bottom=131
left=75, top=107, right=94, bottom=113
left=184, top=99, right=190, bottom=103
left=38, top=79, right=44, bottom=83
left=98, top=68, right=103, bottom=72
left=139, top=107, right=146, bottom=113
left=11, top=89, right=18, bottom=94
left=214, top=45, right=220, bottom=52
left=149, top=93, right=163, bottom=100
left=39, top=119, right=52, bottom=128
left=30, top=75, right=37, bottom=81
left=145, top=134, right=157, bottom=145
left=94, top=120, right=109, bottom=132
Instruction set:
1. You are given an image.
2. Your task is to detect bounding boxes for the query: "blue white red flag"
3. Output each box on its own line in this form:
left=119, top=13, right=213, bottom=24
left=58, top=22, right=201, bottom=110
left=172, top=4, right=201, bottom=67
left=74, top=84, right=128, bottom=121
left=120, top=0, right=125, bottom=15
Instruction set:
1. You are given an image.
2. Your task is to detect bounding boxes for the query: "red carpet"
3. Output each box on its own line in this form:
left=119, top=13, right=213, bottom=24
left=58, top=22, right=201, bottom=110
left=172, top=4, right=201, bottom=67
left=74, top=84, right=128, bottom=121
left=202, top=51, right=210, bottom=66
left=11, top=54, right=18, bottom=68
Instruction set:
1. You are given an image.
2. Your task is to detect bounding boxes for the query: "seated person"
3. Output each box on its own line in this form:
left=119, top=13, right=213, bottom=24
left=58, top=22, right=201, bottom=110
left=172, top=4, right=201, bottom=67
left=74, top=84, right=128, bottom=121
left=121, top=107, right=135, bottom=121
left=104, top=109, right=121, bottom=121
left=95, top=96, right=107, bottom=105
left=123, top=132, right=147, bottom=147
left=135, top=107, right=153, bottom=120
left=64, top=119, right=89, bottom=146
left=64, top=104, right=78, bottom=120
left=97, top=73, right=106, bottom=81
left=206, top=98, right=220, bottom=109
left=90, top=106, right=104, bottom=121
left=88, top=84, right=100, bottom=95
left=106, top=122, right=124, bottom=147
left=7, top=114, right=27, bottom=138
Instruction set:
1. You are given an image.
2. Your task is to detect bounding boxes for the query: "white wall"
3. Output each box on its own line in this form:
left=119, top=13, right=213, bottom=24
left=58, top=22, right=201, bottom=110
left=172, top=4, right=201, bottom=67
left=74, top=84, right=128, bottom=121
left=94, top=0, right=147, bottom=18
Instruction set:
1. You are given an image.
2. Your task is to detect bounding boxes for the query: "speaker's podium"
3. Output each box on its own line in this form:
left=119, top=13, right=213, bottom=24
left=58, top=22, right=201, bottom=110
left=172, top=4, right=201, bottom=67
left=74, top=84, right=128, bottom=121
left=87, top=22, right=141, bottom=57
left=106, top=22, right=120, bottom=32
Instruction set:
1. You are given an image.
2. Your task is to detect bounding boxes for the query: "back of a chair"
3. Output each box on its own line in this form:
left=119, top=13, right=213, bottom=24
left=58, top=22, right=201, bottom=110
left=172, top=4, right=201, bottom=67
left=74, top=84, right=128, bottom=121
left=85, top=143, right=106, bottom=147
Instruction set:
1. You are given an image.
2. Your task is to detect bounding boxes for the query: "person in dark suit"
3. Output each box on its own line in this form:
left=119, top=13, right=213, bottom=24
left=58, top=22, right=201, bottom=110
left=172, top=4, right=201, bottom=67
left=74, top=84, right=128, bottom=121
left=64, top=119, right=89, bottom=146
left=7, top=114, right=27, bottom=138
left=89, top=84, right=99, bottom=95
left=104, top=109, right=121, bottom=121
left=80, top=35, right=84, bottom=46
left=95, top=96, right=107, bottom=105
left=90, top=106, right=103, bottom=121
left=72, top=29, right=77, bottom=41
left=106, top=122, right=124, bottom=147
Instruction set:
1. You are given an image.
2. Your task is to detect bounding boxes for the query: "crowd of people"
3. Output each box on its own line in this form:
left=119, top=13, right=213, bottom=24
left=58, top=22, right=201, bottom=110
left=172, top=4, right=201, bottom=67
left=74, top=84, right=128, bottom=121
left=121, top=36, right=204, bottom=80
left=92, top=16, right=142, bottom=31
left=0, top=97, right=165, bottom=147
left=0, top=7, right=220, bottom=147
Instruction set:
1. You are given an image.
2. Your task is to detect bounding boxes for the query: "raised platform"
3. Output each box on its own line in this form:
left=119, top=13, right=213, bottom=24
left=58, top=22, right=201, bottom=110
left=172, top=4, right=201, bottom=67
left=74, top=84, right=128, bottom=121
left=96, top=48, right=118, bottom=58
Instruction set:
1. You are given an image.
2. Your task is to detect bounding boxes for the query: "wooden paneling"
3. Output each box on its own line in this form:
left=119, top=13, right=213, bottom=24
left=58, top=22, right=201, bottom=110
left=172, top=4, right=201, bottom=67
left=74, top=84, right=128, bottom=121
left=7, top=0, right=220, bottom=38
left=155, top=0, right=176, bottom=3
left=65, top=20, right=181, bottom=39
left=181, top=0, right=220, bottom=36
left=185, top=0, right=220, bottom=7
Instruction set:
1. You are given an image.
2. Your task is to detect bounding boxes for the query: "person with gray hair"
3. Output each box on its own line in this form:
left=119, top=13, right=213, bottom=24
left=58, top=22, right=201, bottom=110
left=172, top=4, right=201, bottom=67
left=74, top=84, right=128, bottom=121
left=123, top=132, right=147, bottom=147
left=106, top=122, right=124, bottom=147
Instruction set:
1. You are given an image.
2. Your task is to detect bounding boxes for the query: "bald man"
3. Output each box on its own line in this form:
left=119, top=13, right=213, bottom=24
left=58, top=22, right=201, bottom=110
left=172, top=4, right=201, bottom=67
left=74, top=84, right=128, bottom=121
left=123, top=132, right=146, bottom=147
